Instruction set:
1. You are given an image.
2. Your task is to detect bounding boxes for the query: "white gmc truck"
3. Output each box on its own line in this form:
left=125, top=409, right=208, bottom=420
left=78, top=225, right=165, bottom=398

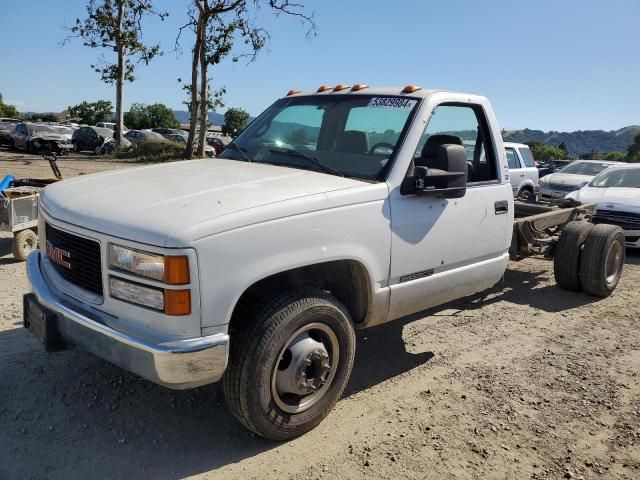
left=23, top=85, right=626, bottom=440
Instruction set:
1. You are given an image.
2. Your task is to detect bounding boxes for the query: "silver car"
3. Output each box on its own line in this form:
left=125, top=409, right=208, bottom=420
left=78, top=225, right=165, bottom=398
left=539, top=160, right=623, bottom=202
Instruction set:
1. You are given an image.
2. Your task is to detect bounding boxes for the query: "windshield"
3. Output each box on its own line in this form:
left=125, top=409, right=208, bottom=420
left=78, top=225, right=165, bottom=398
left=218, top=95, right=420, bottom=180
left=560, top=161, right=611, bottom=176
left=590, top=168, right=640, bottom=188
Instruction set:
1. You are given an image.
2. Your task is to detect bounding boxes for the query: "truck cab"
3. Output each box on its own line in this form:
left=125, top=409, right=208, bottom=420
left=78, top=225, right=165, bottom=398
left=25, top=85, right=516, bottom=440
left=504, top=142, right=539, bottom=200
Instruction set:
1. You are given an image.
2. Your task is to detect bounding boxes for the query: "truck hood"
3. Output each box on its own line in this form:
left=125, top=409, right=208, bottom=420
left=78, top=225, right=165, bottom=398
left=40, top=159, right=369, bottom=247
left=570, top=186, right=640, bottom=209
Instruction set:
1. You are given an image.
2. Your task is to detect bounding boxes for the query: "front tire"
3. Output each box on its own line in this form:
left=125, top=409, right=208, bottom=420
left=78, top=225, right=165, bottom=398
left=223, top=288, right=356, bottom=441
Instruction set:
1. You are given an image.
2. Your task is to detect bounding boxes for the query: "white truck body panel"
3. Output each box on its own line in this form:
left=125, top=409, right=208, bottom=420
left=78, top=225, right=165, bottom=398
left=27, top=86, right=516, bottom=388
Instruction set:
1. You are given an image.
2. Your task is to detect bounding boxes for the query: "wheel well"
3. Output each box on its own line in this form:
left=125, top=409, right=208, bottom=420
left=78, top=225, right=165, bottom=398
left=231, top=260, right=371, bottom=326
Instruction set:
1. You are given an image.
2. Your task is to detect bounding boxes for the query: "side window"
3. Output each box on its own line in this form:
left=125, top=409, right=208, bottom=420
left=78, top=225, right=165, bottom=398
left=415, top=104, right=498, bottom=183
left=506, top=148, right=520, bottom=169
left=518, top=147, right=536, bottom=167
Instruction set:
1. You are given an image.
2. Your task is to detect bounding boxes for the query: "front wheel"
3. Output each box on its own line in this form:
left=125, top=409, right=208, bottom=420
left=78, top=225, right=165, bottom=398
left=223, top=288, right=356, bottom=440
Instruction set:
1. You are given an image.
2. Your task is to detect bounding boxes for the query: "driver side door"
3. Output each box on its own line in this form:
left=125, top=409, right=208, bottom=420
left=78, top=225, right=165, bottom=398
left=388, top=103, right=513, bottom=320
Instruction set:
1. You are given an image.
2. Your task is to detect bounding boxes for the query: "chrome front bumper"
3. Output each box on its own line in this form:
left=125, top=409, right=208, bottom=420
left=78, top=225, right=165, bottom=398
left=25, top=251, right=229, bottom=389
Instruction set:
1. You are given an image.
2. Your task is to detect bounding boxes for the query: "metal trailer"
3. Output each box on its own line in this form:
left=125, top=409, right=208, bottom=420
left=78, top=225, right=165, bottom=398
left=0, top=153, right=62, bottom=261
left=511, top=199, right=625, bottom=297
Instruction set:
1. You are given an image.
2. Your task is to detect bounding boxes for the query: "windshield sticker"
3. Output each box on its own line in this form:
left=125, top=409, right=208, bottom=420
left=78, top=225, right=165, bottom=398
left=367, top=97, right=417, bottom=110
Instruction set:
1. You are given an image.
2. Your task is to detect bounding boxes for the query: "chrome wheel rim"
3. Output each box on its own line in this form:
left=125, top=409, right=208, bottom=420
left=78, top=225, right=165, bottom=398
left=271, top=322, right=339, bottom=414
left=605, top=240, right=623, bottom=285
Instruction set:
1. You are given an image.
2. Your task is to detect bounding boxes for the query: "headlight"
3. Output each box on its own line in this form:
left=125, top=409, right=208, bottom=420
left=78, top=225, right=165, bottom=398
left=109, top=277, right=164, bottom=311
left=109, top=244, right=189, bottom=284
left=109, top=277, right=191, bottom=315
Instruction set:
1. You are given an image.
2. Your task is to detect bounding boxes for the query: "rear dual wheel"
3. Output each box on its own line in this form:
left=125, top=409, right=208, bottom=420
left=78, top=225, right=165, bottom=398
left=554, top=222, right=625, bottom=297
left=223, top=288, right=356, bottom=441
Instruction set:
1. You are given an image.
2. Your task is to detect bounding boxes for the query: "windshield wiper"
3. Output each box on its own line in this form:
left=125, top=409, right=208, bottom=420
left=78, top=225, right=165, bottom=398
left=269, top=147, right=344, bottom=178
left=225, top=142, right=252, bottom=162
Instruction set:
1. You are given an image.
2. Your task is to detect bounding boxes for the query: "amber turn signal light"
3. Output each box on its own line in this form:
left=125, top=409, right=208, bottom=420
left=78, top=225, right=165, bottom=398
left=165, top=256, right=190, bottom=285
left=402, top=85, right=422, bottom=93
left=165, top=289, right=191, bottom=316
left=333, top=84, right=350, bottom=91
left=287, top=89, right=302, bottom=96
left=351, top=84, right=369, bottom=91
left=317, top=85, right=333, bottom=92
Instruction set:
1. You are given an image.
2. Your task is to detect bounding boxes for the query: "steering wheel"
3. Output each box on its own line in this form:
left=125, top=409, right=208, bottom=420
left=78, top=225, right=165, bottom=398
left=368, top=142, right=395, bottom=155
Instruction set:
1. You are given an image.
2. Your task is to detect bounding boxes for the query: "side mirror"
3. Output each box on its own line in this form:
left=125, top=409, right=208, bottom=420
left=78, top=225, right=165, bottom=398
left=401, top=144, right=468, bottom=198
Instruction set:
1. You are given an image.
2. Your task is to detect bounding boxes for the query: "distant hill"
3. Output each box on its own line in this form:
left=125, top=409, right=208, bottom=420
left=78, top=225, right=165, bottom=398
left=502, top=126, right=640, bottom=156
left=172, top=110, right=225, bottom=126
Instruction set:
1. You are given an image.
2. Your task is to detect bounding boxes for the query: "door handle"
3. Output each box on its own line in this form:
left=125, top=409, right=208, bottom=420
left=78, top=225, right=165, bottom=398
left=495, top=200, right=509, bottom=215
left=520, top=172, right=525, bottom=177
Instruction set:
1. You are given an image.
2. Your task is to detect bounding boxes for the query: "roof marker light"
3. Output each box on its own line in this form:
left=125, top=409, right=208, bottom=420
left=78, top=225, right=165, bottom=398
left=287, top=89, right=302, bottom=96
left=333, top=84, right=351, bottom=91
left=402, top=85, right=422, bottom=93
left=317, top=85, right=333, bottom=92
left=351, top=84, right=369, bottom=91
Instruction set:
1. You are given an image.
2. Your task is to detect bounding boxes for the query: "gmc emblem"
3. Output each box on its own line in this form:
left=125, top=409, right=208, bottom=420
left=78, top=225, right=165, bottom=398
left=46, top=240, right=71, bottom=269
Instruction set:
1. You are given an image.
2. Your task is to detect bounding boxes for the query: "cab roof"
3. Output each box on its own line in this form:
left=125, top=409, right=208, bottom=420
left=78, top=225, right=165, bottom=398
left=283, top=85, right=466, bottom=99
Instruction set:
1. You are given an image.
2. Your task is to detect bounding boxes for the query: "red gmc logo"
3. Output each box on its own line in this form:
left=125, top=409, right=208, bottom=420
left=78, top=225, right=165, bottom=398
left=46, top=240, right=71, bottom=269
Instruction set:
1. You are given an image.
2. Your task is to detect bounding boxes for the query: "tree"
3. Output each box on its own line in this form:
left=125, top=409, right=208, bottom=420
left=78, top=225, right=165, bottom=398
left=602, top=151, right=627, bottom=162
left=0, top=93, right=21, bottom=119
left=558, top=142, right=568, bottom=157
left=177, top=0, right=315, bottom=159
left=66, top=0, right=167, bottom=146
left=525, top=141, right=566, bottom=162
left=627, top=133, right=640, bottom=163
left=124, top=103, right=180, bottom=129
left=23, top=113, right=59, bottom=123
left=67, top=100, right=113, bottom=125
left=579, top=148, right=599, bottom=160
left=223, top=107, right=249, bottom=136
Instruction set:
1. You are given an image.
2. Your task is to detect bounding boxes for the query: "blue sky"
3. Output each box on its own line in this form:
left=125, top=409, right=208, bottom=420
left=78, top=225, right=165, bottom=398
left=0, top=0, right=638, bottom=131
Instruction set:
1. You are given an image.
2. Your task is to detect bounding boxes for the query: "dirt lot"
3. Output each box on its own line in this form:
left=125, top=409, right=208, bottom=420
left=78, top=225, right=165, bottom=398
left=1, top=149, right=639, bottom=480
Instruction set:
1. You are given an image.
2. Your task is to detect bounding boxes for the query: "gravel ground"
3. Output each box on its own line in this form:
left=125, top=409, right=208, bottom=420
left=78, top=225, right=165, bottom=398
left=1, top=149, right=638, bottom=480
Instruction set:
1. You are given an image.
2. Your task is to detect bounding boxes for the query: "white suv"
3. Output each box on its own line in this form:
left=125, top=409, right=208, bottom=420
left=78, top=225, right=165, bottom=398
left=504, top=142, right=539, bottom=201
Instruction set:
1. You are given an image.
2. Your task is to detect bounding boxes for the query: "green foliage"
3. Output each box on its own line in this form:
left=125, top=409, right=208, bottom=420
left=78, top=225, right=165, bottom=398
left=115, top=139, right=183, bottom=162
left=223, top=107, right=249, bottom=136
left=525, top=141, right=567, bottom=162
left=124, top=103, right=179, bottom=129
left=23, top=113, right=58, bottom=122
left=602, top=151, right=627, bottom=162
left=0, top=93, right=21, bottom=118
left=628, top=133, right=640, bottom=163
left=67, top=100, right=113, bottom=125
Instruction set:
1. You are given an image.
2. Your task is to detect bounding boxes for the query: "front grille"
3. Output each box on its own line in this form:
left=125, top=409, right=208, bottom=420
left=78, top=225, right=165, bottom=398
left=593, top=210, right=640, bottom=231
left=548, top=183, right=579, bottom=192
left=45, top=223, right=103, bottom=295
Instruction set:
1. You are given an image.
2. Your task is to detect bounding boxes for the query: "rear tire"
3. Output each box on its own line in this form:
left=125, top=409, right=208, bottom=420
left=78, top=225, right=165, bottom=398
left=579, top=224, right=625, bottom=297
left=554, top=221, right=594, bottom=291
left=223, top=288, right=356, bottom=441
left=518, top=187, right=534, bottom=202
left=12, top=229, right=38, bottom=261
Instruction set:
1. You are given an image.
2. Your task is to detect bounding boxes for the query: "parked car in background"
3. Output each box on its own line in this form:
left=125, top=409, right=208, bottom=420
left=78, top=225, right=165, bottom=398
left=539, top=160, right=623, bottom=201
left=504, top=142, right=539, bottom=200
left=0, top=121, right=19, bottom=147
left=538, top=159, right=573, bottom=178
left=10, top=122, right=73, bottom=154
left=165, top=133, right=215, bottom=157
left=207, top=135, right=230, bottom=156
left=152, top=128, right=187, bottom=138
left=566, top=165, right=640, bottom=248
left=0, top=117, right=21, bottom=123
left=73, top=126, right=132, bottom=154
left=124, top=129, right=165, bottom=145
